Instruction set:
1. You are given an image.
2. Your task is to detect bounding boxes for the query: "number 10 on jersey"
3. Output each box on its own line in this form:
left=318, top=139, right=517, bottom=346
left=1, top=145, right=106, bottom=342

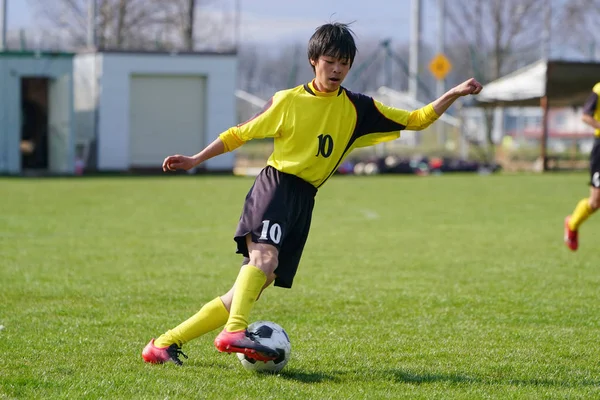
left=316, top=134, right=333, bottom=158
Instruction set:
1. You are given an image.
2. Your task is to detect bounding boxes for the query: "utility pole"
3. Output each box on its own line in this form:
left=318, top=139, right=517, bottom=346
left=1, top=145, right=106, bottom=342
left=381, top=39, right=393, bottom=88
left=0, top=0, right=7, bottom=51
left=87, top=0, right=97, bottom=49
left=540, top=0, right=552, bottom=170
left=436, top=0, right=446, bottom=146
left=409, top=0, right=422, bottom=101
left=184, top=0, right=196, bottom=51
left=542, top=0, right=552, bottom=59
left=436, top=0, right=445, bottom=99
left=475, top=0, right=483, bottom=79
left=234, top=0, right=241, bottom=50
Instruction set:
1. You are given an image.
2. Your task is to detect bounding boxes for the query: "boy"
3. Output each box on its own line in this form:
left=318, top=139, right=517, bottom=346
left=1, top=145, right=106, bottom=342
left=564, top=82, right=600, bottom=251
left=142, top=22, right=483, bottom=365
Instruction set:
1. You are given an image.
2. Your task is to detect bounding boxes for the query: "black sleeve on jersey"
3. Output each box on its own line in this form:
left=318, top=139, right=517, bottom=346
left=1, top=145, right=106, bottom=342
left=583, top=92, right=598, bottom=116
left=345, top=89, right=406, bottom=137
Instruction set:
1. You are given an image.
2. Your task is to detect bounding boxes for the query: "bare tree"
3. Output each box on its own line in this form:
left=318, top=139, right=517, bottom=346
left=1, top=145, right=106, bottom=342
left=557, top=0, right=600, bottom=59
left=184, top=0, right=195, bottom=50
left=155, top=0, right=197, bottom=50
left=237, top=38, right=429, bottom=103
left=443, top=0, right=550, bottom=160
left=446, top=0, right=549, bottom=82
left=28, top=0, right=169, bottom=49
left=28, top=0, right=228, bottom=51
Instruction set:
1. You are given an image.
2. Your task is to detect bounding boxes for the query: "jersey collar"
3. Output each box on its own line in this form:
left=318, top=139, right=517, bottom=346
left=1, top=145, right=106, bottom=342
left=304, top=80, right=343, bottom=97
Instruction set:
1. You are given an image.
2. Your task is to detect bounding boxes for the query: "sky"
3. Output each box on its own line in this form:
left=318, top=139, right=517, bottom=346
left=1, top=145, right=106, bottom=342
left=5, top=0, right=32, bottom=27
left=6, top=0, right=439, bottom=46
left=235, top=0, right=438, bottom=45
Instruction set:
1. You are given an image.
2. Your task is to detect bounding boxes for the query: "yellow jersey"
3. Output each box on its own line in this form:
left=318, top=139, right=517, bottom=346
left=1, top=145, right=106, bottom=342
left=583, top=82, right=600, bottom=137
left=220, top=81, right=439, bottom=188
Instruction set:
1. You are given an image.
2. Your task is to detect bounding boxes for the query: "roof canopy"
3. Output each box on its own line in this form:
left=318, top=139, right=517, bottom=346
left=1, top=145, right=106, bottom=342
left=477, top=59, right=600, bottom=108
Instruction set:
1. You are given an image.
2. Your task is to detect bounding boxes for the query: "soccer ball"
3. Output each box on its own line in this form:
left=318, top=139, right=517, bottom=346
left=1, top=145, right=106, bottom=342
left=237, top=321, right=291, bottom=373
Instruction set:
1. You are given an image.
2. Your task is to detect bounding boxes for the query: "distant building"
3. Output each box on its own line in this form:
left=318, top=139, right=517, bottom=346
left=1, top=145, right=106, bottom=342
left=1, top=50, right=238, bottom=175
left=0, top=51, right=75, bottom=175
left=462, top=106, right=594, bottom=153
left=504, top=107, right=594, bottom=153
left=75, top=50, right=238, bottom=173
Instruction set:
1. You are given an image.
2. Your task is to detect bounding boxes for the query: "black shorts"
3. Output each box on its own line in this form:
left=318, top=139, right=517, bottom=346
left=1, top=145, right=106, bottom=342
left=590, top=138, right=600, bottom=188
left=234, top=166, right=317, bottom=288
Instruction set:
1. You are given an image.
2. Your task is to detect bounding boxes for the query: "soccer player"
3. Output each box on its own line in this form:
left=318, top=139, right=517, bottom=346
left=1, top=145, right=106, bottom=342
left=142, top=22, right=483, bottom=365
left=564, top=82, right=600, bottom=251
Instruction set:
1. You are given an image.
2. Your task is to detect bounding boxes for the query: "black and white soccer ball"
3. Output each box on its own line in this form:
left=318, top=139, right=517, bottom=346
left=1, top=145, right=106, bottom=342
left=237, top=321, right=291, bottom=373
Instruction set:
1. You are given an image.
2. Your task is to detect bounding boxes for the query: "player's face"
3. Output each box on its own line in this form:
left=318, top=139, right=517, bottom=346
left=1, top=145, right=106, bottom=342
left=311, top=56, right=351, bottom=92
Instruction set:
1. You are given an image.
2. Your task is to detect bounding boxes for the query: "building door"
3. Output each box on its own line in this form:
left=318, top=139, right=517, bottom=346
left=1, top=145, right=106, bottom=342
left=48, top=74, right=73, bottom=174
left=20, top=77, right=49, bottom=170
left=129, top=75, right=206, bottom=169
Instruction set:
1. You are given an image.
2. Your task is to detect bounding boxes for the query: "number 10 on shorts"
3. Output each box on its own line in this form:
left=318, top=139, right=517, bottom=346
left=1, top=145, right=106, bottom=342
left=259, top=220, right=282, bottom=244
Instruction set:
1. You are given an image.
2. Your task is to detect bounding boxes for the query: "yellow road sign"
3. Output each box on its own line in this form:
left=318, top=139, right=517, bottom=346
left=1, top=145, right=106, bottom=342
left=429, top=53, right=452, bottom=80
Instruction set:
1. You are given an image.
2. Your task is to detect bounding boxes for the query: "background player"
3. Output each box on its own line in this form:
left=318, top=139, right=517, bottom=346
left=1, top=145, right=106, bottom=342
left=564, top=82, right=600, bottom=251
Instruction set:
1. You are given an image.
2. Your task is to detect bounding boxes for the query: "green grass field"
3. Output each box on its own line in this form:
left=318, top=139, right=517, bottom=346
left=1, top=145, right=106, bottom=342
left=2, top=173, right=599, bottom=399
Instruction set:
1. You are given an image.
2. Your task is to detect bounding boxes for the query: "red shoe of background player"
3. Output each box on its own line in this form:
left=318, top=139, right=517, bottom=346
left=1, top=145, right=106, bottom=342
left=564, top=216, right=578, bottom=251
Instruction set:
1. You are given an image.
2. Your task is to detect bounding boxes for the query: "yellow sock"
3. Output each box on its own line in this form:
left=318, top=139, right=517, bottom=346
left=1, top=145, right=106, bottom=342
left=569, top=198, right=595, bottom=231
left=225, top=265, right=266, bottom=332
left=154, top=297, right=229, bottom=348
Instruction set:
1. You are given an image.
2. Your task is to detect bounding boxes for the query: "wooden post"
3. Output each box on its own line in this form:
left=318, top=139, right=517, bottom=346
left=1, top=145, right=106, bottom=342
left=540, top=95, right=550, bottom=171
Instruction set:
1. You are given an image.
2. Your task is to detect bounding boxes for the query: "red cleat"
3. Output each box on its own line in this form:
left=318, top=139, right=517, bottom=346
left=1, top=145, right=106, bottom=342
left=564, top=216, right=578, bottom=251
left=142, top=339, right=188, bottom=365
left=214, top=329, right=279, bottom=362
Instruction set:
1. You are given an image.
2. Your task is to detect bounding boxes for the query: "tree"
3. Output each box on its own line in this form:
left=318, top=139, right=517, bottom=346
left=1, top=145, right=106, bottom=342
left=184, top=0, right=196, bottom=50
left=236, top=38, right=421, bottom=100
left=28, top=0, right=156, bottom=49
left=445, top=0, right=549, bottom=82
left=28, top=0, right=225, bottom=51
left=443, top=0, right=553, bottom=160
left=558, top=0, right=600, bottom=59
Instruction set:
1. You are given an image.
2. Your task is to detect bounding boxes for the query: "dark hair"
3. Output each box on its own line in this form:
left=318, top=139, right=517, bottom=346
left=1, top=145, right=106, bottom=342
left=307, top=22, right=357, bottom=72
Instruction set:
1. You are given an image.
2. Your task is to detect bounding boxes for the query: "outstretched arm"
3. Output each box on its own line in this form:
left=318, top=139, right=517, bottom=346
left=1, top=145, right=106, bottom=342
left=163, top=91, right=288, bottom=172
left=162, top=137, right=226, bottom=172
left=403, top=78, right=483, bottom=131
left=431, top=78, right=483, bottom=116
left=582, top=114, right=600, bottom=130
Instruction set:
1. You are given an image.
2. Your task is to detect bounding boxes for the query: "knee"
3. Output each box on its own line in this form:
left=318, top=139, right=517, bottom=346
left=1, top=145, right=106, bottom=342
left=589, top=190, right=600, bottom=210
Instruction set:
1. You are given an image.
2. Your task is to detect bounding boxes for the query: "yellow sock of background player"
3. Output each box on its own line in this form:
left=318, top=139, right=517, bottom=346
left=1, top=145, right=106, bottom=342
left=569, top=198, right=596, bottom=231
left=154, top=297, right=229, bottom=348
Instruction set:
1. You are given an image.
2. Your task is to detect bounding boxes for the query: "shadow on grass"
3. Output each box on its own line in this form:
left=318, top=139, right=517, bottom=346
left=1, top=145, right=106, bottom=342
left=392, top=370, right=476, bottom=385
left=187, top=361, right=233, bottom=370
left=181, top=362, right=600, bottom=388
left=391, top=370, right=600, bottom=388
left=277, top=369, right=340, bottom=384
left=293, top=368, right=600, bottom=389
